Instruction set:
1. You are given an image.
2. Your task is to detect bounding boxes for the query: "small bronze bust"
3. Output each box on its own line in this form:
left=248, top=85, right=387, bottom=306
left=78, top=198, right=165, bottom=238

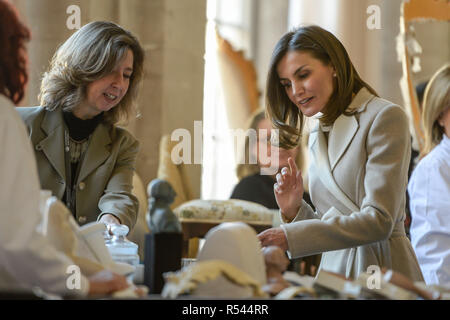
left=146, top=179, right=181, bottom=233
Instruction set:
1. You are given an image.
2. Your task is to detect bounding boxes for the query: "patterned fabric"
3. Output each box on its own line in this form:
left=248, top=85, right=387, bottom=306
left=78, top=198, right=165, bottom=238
left=69, top=137, right=89, bottom=164
left=174, top=199, right=274, bottom=224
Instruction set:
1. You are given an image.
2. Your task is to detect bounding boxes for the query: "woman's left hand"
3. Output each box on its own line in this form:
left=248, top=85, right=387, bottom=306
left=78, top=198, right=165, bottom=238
left=257, top=227, right=288, bottom=251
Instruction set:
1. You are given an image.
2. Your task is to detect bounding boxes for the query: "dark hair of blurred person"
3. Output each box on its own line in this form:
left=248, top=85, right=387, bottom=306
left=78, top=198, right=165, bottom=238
left=0, top=0, right=30, bottom=104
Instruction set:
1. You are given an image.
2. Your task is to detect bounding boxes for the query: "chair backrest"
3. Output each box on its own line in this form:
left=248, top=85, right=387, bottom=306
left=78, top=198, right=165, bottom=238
left=216, top=31, right=260, bottom=131
left=156, top=134, right=194, bottom=209
left=127, top=172, right=150, bottom=261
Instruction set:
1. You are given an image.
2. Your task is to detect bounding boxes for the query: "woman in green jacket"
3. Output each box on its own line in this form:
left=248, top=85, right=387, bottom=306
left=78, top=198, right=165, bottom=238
left=19, top=21, right=144, bottom=231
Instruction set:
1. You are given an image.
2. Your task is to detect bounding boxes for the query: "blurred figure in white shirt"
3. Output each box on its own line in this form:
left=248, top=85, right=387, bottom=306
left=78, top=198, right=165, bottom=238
left=0, top=0, right=129, bottom=297
left=408, top=63, right=450, bottom=287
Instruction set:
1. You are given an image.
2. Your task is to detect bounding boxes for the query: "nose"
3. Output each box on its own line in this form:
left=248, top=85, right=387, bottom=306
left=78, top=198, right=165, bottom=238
left=291, top=80, right=303, bottom=97
left=111, top=72, right=126, bottom=89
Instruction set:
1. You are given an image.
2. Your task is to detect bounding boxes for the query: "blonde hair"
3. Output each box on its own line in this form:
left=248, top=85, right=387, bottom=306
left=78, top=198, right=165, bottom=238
left=236, top=109, right=304, bottom=180
left=421, top=63, right=450, bottom=157
left=39, top=21, right=144, bottom=125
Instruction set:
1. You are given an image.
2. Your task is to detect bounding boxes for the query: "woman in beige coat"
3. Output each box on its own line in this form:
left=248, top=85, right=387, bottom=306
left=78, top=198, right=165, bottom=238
left=257, top=25, right=423, bottom=282
left=18, top=21, right=144, bottom=230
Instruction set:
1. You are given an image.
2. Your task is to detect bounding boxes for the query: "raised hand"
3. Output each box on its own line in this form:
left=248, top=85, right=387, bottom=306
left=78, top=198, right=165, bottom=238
left=274, top=157, right=304, bottom=221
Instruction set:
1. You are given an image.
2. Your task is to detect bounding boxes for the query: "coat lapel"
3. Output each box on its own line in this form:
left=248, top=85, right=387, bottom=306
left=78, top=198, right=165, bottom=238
left=308, top=87, right=375, bottom=212
left=328, top=87, right=374, bottom=171
left=328, top=115, right=358, bottom=171
left=77, top=123, right=111, bottom=183
left=309, top=121, right=360, bottom=213
left=39, top=110, right=66, bottom=181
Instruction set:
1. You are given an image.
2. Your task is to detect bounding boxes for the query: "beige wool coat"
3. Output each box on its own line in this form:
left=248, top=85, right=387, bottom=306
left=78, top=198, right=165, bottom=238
left=281, top=88, right=424, bottom=281
left=18, top=106, right=139, bottom=229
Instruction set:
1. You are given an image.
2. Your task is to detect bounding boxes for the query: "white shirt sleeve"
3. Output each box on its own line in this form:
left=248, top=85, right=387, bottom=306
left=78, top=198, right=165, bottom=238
left=0, top=102, right=89, bottom=297
left=408, top=147, right=450, bottom=287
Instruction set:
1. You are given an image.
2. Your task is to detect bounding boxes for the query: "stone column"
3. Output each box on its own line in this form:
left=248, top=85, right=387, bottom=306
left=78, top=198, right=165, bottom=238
left=119, top=0, right=206, bottom=196
left=117, top=0, right=165, bottom=189
left=160, top=0, right=206, bottom=198
left=14, top=0, right=89, bottom=106
left=89, top=0, right=118, bottom=22
left=253, top=0, right=290, bottom=107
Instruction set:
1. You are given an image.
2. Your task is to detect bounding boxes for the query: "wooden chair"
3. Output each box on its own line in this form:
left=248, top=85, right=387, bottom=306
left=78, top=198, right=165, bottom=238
left=127, top=172, right=149, bottom=261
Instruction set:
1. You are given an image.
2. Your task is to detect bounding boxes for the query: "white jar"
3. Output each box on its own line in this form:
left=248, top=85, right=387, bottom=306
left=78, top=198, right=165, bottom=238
left=105, top=224, right=140, bottom=267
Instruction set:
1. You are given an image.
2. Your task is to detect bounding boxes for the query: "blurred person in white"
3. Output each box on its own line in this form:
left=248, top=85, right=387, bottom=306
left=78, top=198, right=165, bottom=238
left=408, top=63, right=450, bottom=287
left=0, top=0, right=129, bottom=297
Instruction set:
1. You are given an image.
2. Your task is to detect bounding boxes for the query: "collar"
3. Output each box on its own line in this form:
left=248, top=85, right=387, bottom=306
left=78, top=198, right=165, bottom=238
left=63, top=111, right=103, bottom=141
left=345, top=87, right=375, bottom=113
left=37, top=108, right=112, bottom=183
left=310, top=87, right=375, bottom=171
left=441, top=134, right=450, bottom=153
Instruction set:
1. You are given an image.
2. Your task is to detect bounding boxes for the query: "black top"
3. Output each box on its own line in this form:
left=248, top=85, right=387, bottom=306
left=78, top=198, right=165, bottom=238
left=230, top=173, right=315, bottom=211
left=62, top=111, right=103, bottom=215
left=62, top=111, right=103, bottom=141
left=62, top=110, right=103, bottom=180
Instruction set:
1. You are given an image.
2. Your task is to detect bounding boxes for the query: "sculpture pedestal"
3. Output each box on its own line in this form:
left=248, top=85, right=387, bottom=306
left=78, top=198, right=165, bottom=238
left=143, top=232, right=182, bottom=294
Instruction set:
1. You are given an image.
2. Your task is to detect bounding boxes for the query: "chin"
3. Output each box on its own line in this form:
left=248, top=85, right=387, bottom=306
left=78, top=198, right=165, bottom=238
left=298, top=102, right=324, bottom=118
left=300, top=107, right=321, bottom=118
left=100, top=104, right=118, bottom=112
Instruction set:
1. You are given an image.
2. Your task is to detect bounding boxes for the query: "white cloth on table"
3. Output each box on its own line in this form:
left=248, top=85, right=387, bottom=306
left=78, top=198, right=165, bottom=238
left=0, top=95, right=88, bottom=296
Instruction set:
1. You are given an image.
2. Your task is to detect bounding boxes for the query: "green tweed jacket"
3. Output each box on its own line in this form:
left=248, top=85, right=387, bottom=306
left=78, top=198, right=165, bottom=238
left=17, top=106, right=139, bottom=229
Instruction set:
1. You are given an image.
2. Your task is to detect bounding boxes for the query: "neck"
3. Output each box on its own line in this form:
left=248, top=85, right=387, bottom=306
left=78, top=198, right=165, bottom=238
left=72, top=105, right=100, bottom=120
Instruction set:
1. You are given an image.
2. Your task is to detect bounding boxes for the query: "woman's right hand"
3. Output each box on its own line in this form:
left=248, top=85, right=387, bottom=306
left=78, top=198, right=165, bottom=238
left=87, top=270, right=129, bottom=296
left=274, top=157, right=304, bottom=221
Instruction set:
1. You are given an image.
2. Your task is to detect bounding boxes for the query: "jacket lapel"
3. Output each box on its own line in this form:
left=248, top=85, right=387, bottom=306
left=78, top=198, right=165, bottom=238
left=308, top=87, right=376, bottom=212
left=328, top=87, right=374, bottom=171
left=310, top=121, right=360, bottom=213
left=38, top=110, right=66, bottom=181
left=77, top=123, right=111, bottom=183
left=328, top=114, right=358, bottom=171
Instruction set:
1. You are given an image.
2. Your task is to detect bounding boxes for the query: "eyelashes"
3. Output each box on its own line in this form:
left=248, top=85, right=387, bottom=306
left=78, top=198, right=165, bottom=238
left=298, top=72, right=309, bottom=79
left=280, top=72, right=310, bottom=88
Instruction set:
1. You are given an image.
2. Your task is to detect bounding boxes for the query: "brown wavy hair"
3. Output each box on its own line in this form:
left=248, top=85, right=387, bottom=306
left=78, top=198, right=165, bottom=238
left=0, top=0, right=31, bottom=104
left=39, top=21, right=144, bottom=125
left=266, top=25, right=377, bottom=149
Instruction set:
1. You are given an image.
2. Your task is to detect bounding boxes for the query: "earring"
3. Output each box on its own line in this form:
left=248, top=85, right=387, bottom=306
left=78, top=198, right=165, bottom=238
left=333, top=73, right=337, bottom=77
